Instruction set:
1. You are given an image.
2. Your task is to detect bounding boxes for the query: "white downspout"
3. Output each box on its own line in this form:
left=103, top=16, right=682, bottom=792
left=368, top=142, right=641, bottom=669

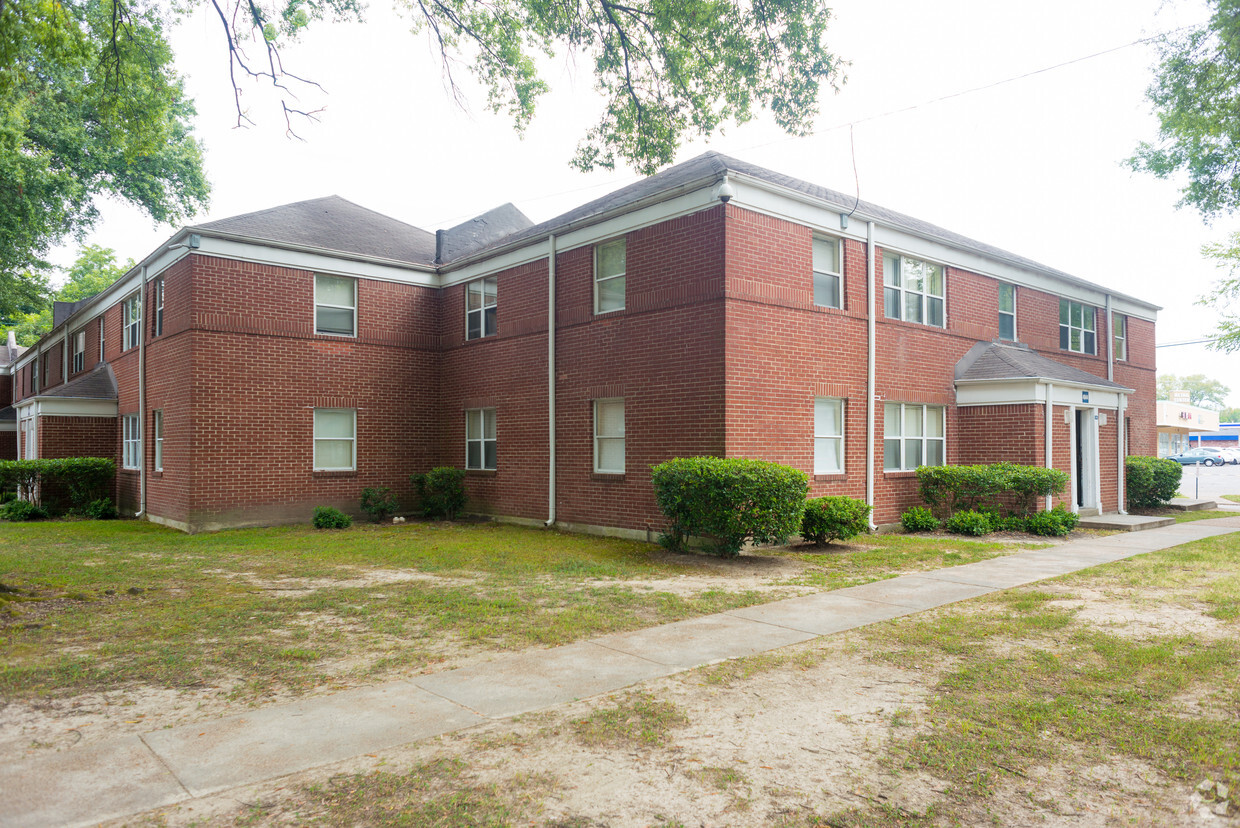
left=1105, top=294, right=1114, bottom=383
left=1118, top=395, right=1127, bottom=514
left=544, top=234, right=557, bottom=527
left=1044, top=382, right=1054, bottom=512
left=136, top=265, right=148, bottom=518
left=866, top=221, right=877, bottom=530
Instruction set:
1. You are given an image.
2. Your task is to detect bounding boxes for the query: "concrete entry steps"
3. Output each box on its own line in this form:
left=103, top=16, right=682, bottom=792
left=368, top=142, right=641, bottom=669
left=4, top=518, right=1240, bottom=828
left=1167, top=498, right=1220, bottom=512
left=1076, top=513, right=1176, bottom=531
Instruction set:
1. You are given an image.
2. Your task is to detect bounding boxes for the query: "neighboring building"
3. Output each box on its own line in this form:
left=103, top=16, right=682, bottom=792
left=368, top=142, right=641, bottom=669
left=1157, top=400, right=1221, bottom=456
left=1, top=331, right=25, bottom=460
left=3, top=153, right=1159, bottom=533
left=1190, top=422, right=1240, bottom=451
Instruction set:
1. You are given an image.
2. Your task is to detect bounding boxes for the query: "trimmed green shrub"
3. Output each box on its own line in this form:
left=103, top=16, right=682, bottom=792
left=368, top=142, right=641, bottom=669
left=1024, top=505, right=1079, bottom=536
left=313, top=506, right=352, bottom=529
left=801, top=496, right=872, bottom=545
left=917, top=463, right=1068, bottom=519
left=1125, top=456, right=1182, bottom=510
left=900, top=506, right=940, bottom=533
left=1, top=499, right=47, bottom=522
left=360, top=486, right=399, bottom=523
left=651, top=457, right=808, bottom=557
left=80, top=498, right=119, bottom=520
left=945, top=509, right=993, bottom=536
left=0, top=458, right=115, bottom=514
left=990, top=514, right=1029, bottom=533
left=411, top=467, right=467, bottom=520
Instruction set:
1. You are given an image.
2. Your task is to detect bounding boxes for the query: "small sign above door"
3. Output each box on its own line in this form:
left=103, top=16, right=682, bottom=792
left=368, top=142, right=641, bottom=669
left=1081, top=391, right=1090, bottom=404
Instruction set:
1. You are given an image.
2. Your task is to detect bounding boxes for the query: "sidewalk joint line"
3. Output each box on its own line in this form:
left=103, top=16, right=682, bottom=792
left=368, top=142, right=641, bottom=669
left=138, top=733, right=193, bottom=799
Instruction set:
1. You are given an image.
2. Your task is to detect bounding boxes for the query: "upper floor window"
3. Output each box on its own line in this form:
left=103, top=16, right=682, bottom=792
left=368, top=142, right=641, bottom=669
left=99, top=319, right=105, bottom=362
left=812, top=237, right=842, bottom=309
left=594, top=398, right=625, bottom=474
left=315, top=274, right=356, bottom=337
left=122, top=292, right=141, bottom=350
left=884, top=403, right=945, bottom=471
left=595, top=238, right=626, bottom=314
left=1113, top=314, right=1127, bottom=361
left=122, top=413, right=141, bottom=470
left=466, top=276, right=497, bottom=340
left=1059, top=299, right=1096, bottom=354
left=313, top=408, right=356, bottom=471
left=31, top=359, right=38, bottom=393
left=465, top=408, right=497, bottom=470
left=72, top=330, right=85, bottom=374
left=154, top=278, right=165, bottom=336
left=883, top=253, right=944, bottom=327
left=998, top=284, right=1015, bottom=341
left=814, top=397, right=844, bottom=474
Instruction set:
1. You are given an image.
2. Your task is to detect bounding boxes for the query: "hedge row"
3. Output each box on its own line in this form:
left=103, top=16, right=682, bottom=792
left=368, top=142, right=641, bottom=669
left=1124, top=456, right=1181, bottom=510
left=916, top=463, right=1068, bottom=519
left=0, top=458, right=115, bottom=515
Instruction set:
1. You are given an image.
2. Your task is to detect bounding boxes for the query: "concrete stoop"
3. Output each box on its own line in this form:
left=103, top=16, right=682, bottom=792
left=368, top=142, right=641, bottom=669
left=1167, top=498, right=1219, bottom=512
left=1076, top=513, right=1175, bottom=531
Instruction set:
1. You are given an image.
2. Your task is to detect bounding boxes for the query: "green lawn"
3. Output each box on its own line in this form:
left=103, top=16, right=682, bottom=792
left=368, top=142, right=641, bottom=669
left=0, top=519, right=1015, bottom=701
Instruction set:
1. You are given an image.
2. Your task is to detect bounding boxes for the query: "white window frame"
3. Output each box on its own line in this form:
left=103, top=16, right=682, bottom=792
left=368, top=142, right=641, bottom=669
left=313, top=408, right=357, bottom=471
left=883, top=403, right=945, bottom=471
left=154, top=278, right=165, bottom=336
left=122, top=413, right=141, bottom=470
left=883, top=253, right=945, bottom=327
left=19, top=416, right=36, bottom=460
left=72, top=330, right=85, bottom=374
left=594, top=238, right=626, bottom=314
left=998, top=283, right=1016, bottom=341
left=122, top=292, right=141, bottom=351
left=1113, top=314, right=1127, bottom=362
left=314, top=274, right=357, bottom=337
left=1059, top=299, right=1096, bottom=355
left=99, top=319, right=105, bottom=362
left=812, top=236, right=843, bottom=309
left=465, top=276, right=497, bottom=340
left=813, top=397, right=845, bottom=475
left=153, top=409, right=164, bottom=471
left=593, top=398, right=626, bottom=474
left=31, top=359, right=38, bottom=393
left=465, top=408, right=497, bottom=470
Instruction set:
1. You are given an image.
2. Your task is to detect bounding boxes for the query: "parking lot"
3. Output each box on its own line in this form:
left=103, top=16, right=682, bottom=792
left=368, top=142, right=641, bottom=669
left=1175, top=459, right=1240, bottom=502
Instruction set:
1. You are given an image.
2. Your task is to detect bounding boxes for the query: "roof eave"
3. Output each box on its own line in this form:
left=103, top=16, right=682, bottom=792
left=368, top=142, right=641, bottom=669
left=955, top=376, right=1136, bottom=394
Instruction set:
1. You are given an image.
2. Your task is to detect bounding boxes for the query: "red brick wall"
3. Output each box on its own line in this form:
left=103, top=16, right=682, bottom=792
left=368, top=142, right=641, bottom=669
left=957, top=405, right=1045, bottom=466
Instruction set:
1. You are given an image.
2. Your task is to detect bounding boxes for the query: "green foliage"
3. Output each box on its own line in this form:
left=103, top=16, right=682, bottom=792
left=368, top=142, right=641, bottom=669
left=0, top=457, right=115, bottom=514
left=411, top=467, right=467, bottom=520
left=800, top=495, right=871, bottom=546
left=1024, top=505, right=1079, bottom=537
left=6, top=245, right=133, bottom=345
left=312, top=506, right=352, bottom=529
left=359, top=486, right=399, bottom=523
left=1156, top=373, right=1232, bottom=408
left=650, top=456, right=808, bottom=557
left=0, top=0, right=208, bottom=283
left=1, top=499, right=46, bottom=522
left=945, top=509, right=992, bottom=537
left=901, top=506, right=940, bottom=533
left=1126, top=456, right=1183, bottom=510
left=80, top=498, right=119, bottom=520
left=1200, top=234, right=1240, bottom=354
left=917, top=463, right=1068, bottom=519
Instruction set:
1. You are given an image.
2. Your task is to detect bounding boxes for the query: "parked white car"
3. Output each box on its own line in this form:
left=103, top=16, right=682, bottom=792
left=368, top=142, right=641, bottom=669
left=1217, top=447, right=1240, bottom=465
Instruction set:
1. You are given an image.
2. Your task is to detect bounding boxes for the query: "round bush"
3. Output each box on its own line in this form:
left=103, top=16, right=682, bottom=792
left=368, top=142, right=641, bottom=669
left=1125, top=456, right=1182, bottom=510
left=1024, top=505, right=1079, bottom=537
left=313, top=506, right=352, bottom=529
left=901, top=506, right=939, bottom=533
left=80, top=498, right=118, bottom=520
left=1, top=499, right=46, bottom=522
left=800, top=496, right=872, bottom=546
left=945, top=509, right=992, bottom=536
left=360, top=486, right=399, bottom=523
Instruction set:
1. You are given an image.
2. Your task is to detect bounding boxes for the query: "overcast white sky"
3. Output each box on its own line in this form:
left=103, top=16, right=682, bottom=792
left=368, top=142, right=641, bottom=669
left=63, top=0, right=1239, bottom=404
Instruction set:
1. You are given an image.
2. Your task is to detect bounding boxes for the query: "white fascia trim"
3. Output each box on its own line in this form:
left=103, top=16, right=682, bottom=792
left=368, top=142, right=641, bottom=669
left=442, top=186, right=722, bottom=286
left=0, top=422, right=15, bottom=432
left=956, top=378, right=1130, bottom=409
left=25, top=397, right=120, bottom=418
left=194, top=235, right=437, bottom=287
left=729, top=176, right=1158, bottom=322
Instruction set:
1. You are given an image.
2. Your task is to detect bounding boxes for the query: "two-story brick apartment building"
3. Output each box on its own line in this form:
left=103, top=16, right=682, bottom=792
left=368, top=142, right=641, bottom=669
left=4, top=153, right=1158, bottom=533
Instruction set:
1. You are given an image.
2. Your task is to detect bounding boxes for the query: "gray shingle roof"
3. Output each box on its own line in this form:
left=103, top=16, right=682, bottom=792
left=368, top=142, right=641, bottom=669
left=955, top=341, right=1130, bottom=390
left=40, top=363, right=118, bottom=400
left=437, top=203, right=533, bottom=263
left=191, top=196, right=437, bottom=266
left=0, top=405, right=14, bottom=422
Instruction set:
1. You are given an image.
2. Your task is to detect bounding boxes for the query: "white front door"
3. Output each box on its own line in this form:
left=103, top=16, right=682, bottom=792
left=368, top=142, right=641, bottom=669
left=1072, top=407, right=1100, bottom=514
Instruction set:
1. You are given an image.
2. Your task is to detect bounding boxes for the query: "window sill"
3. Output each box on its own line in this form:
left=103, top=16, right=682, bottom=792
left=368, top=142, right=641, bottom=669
left=882, top=469, right=920, bottom=478
left=591, top=472, right=626, bottom=482
left=465, top=469, right=497, bottom=477
left=881, top=315, right=946, bottom=331
left=813, top=473, right=847, bottom=481
left=313, top=332, right=358, bottom=340
left=120, top=467, right=140, bottom=474
left=313, top=469, right=357, bottom=478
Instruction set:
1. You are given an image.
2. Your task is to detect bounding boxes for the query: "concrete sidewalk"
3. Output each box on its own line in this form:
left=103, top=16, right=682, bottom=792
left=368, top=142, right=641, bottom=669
left=4, top=518, right=1240, bottom=827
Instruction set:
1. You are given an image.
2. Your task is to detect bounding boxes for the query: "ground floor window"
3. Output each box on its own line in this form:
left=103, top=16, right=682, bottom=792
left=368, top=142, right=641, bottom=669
left=465, top=408, right=497, bottom=470
left=814, top=397, right=844, bottom=474
left=122, top=414, right=141, bottom=470
left=594, top=398, right=625, bottom=474
left=884, top=403, right=945, bottom=470
left=153, top=410, right=164, bottom=471
left=313, top=408, right=356, bottom=471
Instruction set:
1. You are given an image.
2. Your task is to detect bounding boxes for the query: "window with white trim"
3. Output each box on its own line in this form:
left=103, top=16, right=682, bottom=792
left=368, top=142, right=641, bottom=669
left=595, top=238, right=626, bottom=313
left=1113, top=314, right=1127, bottom=361
left=99, top=319, right=105, bottom=362
left=153, top=409, right=164, bottom=471
left=465, top=408, right=497, bottom=470
left=313, top=408, right=356, bottom=471
left=883, top=403, right=945, bottom=471
left=883, top=253, right=944, bottom=327
left=594, top=398, right=625, bottom=474
left=812, top=237, right=842, bottom=309
left=154, top=278, right=165, bottom=336
left=1059, top=299, right=1096, bottom=354
left=122, top=414, right=141, bottom=470
left=123, top=293, right=141, bottom=350
left=72, top=330, right=85, bottom=374
left=315, top=274, right=357, bottom=336
left=466, top=276, right=497, bottom=339
left=31, top=359, right=38, bottom=393
left=998, top=284, right=1015, bottom=341
left=814, top=397, right=844, bottom=474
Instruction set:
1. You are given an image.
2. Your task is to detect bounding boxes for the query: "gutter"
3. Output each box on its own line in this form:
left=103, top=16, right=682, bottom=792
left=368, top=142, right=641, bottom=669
left=866, top=221, right=877, bottom=530
left=1044, top=382, right=1055, bottom=511
left=137, top=265, right=148, bottom=518
left=545, top=234, right=557, bottom=527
